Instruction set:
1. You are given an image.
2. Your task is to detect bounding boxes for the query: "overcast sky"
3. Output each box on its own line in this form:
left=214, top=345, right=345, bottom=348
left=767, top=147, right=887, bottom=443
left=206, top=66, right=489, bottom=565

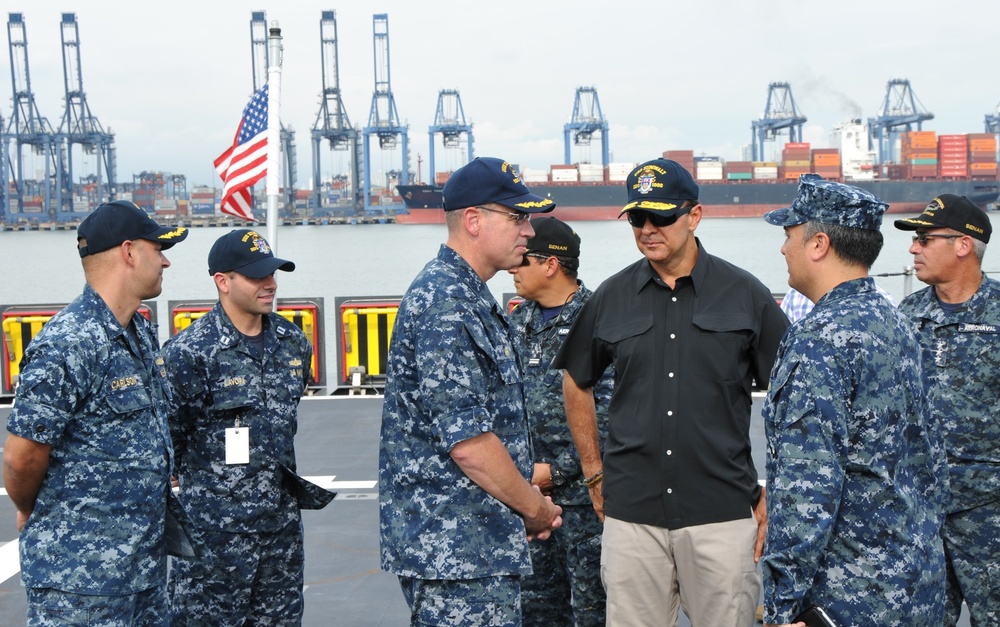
left=6, top=1, right=999, bottom=189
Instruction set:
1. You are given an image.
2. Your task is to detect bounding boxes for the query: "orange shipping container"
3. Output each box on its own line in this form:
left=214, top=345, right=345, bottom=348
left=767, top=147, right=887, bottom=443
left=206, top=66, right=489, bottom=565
left=970, top=162, right=999, bottom=172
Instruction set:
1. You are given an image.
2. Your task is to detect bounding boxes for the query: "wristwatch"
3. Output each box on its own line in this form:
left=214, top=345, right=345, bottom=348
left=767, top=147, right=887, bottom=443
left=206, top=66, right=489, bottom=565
left=549, top=465, right=568, bottom=487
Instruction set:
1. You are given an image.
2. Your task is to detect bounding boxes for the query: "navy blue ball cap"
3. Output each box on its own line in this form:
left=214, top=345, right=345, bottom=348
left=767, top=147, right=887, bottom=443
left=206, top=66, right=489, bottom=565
left=620, top=158, right=699, bottom=216
left=527, top=217, right=580, bottom=258
left=208, top=229, right=295, bottom=278
left=764, top=174, right=887, bottom=231
left=442, top=157, right=555, bottom=213
left=893, top=194, right=992, bottom=243
left=77, top=200, right=189, bottom=257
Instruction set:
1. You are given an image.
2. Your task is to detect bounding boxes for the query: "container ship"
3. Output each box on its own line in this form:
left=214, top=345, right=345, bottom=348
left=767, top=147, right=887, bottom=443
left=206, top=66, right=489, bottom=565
left=395, top=124, right=1000, bottom=224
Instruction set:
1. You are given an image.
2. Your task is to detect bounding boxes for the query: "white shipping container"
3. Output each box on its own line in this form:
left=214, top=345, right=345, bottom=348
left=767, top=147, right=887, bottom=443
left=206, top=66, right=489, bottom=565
left=521, top=168, right=549, bottom=182
left=550, top=168, right=579, bottom=182
left=609, top=173, right=629, bottom=182
left=696, top=166, right=724, bottom=177
left=696, top=173, right=724, bottom=181
left=577, top=163, right=603, bottom=173
left=753, top=167, right=778, bottom=178
left=579, top=173, right=604, bottom=182
left=608, top=162, right=635, bottom=176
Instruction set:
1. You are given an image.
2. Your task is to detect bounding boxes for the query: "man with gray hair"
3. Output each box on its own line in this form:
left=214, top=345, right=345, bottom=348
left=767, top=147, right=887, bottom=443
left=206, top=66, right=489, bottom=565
left=760, top=174, right=946, bottom=626
left=895, top=195, right=998, bottom=626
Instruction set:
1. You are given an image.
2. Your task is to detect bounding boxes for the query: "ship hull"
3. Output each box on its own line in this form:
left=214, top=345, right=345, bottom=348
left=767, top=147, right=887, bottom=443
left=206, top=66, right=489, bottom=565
left=396, top=179, right=999, bottom=223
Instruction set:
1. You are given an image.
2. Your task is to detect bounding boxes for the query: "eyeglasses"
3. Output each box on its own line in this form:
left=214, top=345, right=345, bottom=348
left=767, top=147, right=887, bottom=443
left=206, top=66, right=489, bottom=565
left=477, top=205, right=531, bottom=225
left=625, top=208, right=690, bottom=229
left=912, top=233, right=962, bottom=246
left=520, top=252, right=550, bottom=267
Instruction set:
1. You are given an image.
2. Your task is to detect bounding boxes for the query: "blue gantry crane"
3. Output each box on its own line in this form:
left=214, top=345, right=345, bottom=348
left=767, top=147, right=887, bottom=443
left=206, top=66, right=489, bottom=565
left=57, top=12, right=116, bottom=221
left=564, top=86, right=609, bottom=167
left=310, top=10, right=360, bottom=213
left=251, top=11, right=297, bottom=214
left=5, top=12, right=60, bottom=219
left=428, top=89, right=473, bottom=184
left=867, top=78, right=933, bottom=168
left=751, top=82, right=807, bottom=162
left=362, top=13, right=408, bottom=214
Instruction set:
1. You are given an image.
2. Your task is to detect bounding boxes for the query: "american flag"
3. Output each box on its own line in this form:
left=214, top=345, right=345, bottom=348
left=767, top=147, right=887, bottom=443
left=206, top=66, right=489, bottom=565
left=214, top=84, right=269, bottom=221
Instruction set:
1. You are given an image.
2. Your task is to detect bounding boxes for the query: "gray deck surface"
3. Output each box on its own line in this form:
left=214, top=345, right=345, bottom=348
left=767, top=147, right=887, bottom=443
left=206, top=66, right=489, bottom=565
left=0, top=396, right=971, bottom=626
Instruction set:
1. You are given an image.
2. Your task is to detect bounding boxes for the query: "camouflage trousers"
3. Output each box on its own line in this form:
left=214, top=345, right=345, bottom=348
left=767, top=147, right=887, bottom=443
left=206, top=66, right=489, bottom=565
left=26, top=586, right=167, bottom=627
left=398, top=574, right=521, bottom=626
left=521, top=503, right=605, bottom=626
left=168, top=516, right=304, bottom=626
left=943, top=500, right=1000, bottom=627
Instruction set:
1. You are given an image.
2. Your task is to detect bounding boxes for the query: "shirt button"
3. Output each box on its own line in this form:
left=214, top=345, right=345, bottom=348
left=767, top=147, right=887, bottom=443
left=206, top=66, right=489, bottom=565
left=666, top=450, right=673, bottom=455
left=667, top=488, right=673, bottom=494
left=670, top=333, right=676, bottom=339
left=667, top=411, right=673, bottom=416
left=671, top=297, right=678, bottom=302
left=668, top=372, right=674, bottom=378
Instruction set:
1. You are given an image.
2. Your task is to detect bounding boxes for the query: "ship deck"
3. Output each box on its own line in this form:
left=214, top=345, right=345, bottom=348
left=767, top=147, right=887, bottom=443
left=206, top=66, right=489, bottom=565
left=0, top=396, right=972, bottom=626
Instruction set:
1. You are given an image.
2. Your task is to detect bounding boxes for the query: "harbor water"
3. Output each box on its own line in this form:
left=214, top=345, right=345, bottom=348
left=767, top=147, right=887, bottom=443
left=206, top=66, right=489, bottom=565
left=1, top=215, right=992, bottom=390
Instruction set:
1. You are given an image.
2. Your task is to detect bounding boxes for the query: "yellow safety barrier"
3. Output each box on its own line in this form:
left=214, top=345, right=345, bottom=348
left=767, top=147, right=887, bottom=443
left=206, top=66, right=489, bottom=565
left=278, top=308, right=319, bottom=384
left=2, top=305, right=155, bottom=395
left=169, top=304, right=323, bottom=387
left=2, top=314, right=56, bottom=393
left=172, top=309, right=209, bottom=333
left=340, top=304, right=398, bottom=384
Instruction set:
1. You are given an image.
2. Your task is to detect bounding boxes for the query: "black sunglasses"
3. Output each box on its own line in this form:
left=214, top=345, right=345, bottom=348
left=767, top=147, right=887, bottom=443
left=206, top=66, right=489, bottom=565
left=520, top=252, right=550, bottom=266
left=626, top=207, right=691, bottom=229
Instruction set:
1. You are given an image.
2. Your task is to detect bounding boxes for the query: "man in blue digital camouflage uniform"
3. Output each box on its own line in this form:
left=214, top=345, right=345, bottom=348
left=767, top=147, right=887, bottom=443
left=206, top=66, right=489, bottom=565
left=3, top=200, right=188, bottom=625
left=507, top=217, right=611, bottom=626
left=761, top=174, right=947, bottom=626
left=162, top=229, right=333, bottom=626
left=379, top=157, right=563, bottom=627
left=894, top=196, right=998, bottom=627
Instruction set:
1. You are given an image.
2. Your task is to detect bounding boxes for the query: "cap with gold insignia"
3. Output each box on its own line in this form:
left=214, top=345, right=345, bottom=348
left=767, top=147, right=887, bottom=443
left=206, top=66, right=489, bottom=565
left=77, top=200, right=188, bottom=257
left=893, top=194, right=992, bottom=243
left=442, top=157, right=556, bottom=213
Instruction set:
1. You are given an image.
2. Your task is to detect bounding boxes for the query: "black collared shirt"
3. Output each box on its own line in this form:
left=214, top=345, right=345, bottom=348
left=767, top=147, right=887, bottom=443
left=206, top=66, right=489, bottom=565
left=553, top=239, right=789, bottom=529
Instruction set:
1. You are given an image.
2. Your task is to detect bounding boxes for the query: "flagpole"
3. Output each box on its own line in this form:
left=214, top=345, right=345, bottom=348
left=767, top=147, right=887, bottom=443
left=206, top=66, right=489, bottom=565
left=265, top=21, right=282, bottom=251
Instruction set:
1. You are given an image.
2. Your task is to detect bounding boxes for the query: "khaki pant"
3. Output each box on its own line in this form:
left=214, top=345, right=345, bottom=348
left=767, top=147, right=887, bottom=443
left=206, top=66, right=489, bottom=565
left=602, top=514, right=760, bottom=627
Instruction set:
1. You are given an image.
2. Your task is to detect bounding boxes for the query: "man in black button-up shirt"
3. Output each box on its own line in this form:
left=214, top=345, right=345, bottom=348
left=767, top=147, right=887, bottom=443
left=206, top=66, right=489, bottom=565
left=553, top=159, right=789, bottom=626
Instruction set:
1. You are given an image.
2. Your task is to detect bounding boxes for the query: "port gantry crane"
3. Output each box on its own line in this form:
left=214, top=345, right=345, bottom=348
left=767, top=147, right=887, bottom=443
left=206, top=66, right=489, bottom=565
left=5, top=12, right=60, bottom=220
left=985, top=102, right=1000, bottom=160
left=867, top=78, right=933, bottom=171
left=362, top=13, right=408, bottom=215
left=564, top=86, right=609, bottom=168
left=310, top=10, right=360, bottom=213
left=58, top=12, right=116, bottom=221
left=251, top=11, right=297, bottom=214
left=751, top=82, right=807, bottom=162
left=428, top=89, right=473, bottom=185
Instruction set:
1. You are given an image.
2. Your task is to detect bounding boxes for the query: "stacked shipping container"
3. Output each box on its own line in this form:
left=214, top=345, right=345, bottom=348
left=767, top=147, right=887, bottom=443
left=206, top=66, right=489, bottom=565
left=968, top=133, right=998, bottom=179
left=781, top=143, right=811, bottom=180
left=812, top=148, right=842, bottom=181
left=938, top=134, right=968, bottom=178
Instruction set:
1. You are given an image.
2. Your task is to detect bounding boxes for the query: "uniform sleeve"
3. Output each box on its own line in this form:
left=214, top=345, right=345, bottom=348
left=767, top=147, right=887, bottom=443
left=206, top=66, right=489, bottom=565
left=8, top=330, right=103, bottom=445
left=763, top=343, right=849, bottom=622
left=413, top=303, right=498, bottom=452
